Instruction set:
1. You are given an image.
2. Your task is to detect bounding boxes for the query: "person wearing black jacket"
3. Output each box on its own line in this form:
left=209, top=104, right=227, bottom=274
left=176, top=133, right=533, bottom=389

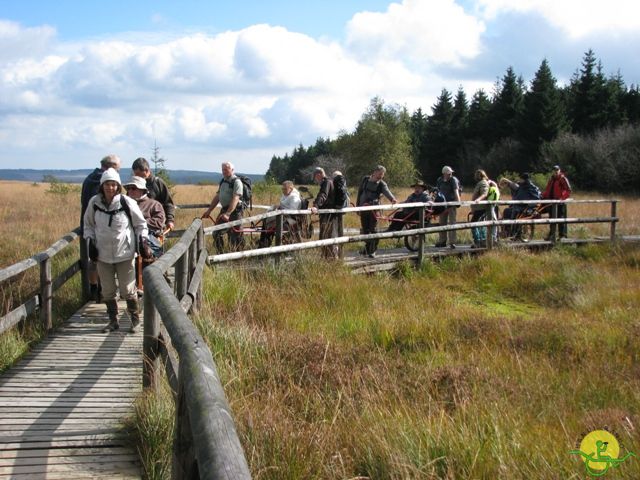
left=356, top=165, right=396, bottom=257
left=132, top=157, right=176, bottom=230
left=310, top=167, right=338, bottom=259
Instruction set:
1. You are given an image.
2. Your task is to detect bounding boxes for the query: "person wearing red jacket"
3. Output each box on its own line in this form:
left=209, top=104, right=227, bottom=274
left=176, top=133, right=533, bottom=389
left=542, top=165, right=572, bottom=239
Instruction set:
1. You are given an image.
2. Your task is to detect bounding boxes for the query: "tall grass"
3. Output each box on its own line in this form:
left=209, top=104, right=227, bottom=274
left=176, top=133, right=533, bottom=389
left=167, top=243, right=640, bottom=479
left=2, top=180, right=640, bottom=478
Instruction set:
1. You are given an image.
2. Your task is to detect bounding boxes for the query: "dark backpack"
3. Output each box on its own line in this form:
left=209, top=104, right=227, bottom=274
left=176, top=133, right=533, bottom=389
left=432, top=191, right=447, bottom=215
left=220, top=175, right=253, bottom=210
left=333, top=174, right=349, bottom=209
left=359, top=175, right=384, bottom=205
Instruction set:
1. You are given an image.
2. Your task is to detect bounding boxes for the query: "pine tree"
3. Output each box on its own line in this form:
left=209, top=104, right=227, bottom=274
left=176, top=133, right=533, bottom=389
left=491, top=66, right=525, bottom=144
left=422, top=89, right=454, bottom=182
left=450, top=87, right=473, bottom=182
left=569, top=49, right=608, bottom=134
left=622, top=84, right=640, bottom=124
left=520, top=59, right=567, bottom=169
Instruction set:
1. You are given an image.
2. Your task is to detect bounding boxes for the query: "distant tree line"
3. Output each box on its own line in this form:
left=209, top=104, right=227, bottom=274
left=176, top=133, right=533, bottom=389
left=266, top=50, right=640, bottom=192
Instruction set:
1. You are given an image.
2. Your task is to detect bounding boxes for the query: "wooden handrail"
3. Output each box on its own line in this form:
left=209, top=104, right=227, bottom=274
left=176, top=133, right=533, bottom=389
left=0, top=227, right=82, bottom=335
left=204, top=199, right=620, bottom=264
left=143, top=218, right=250, bottom=479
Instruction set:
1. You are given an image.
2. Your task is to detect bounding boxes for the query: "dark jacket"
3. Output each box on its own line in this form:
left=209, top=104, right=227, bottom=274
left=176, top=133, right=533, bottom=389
left=146, top=175, right=175, bottom=224
left=80, top=168, right=103, bottom=233
left=511, top=179, right=541, bottom=201
left=436, top=175, right=461, bottom=202
left=357, top=176, right=394, bottom=206
left=313, top=177, right=335, bottom=209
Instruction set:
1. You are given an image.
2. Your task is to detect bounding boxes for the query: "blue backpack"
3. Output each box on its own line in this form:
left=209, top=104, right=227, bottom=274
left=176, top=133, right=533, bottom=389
left=432, top=191, right=447, bottom=215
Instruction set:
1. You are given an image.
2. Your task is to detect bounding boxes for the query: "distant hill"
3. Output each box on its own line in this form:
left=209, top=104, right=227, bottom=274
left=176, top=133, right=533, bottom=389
left=0, top=169, right=264, bottom=185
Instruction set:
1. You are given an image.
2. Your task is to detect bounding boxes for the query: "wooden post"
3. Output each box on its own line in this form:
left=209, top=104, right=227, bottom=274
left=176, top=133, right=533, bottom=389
left=610, top=200, right=617, bottom=242
left=486, top=205, right=494, bottom=250
left=173, top=373, right=198, bottom=479
left=417, top=208, right=425, bottom=266
left=79, top=240, right=91, bottom=302
left=336, top=212, right=345, bottom=259
left=551, top=204, right=558, bottom=244
left=188, top=236, right=197, bottom=284
left=196, top=225, right=204, bottom=312
left=175, top=252, right=188, bottom=300
left=274, top=214, right=283, bottom=266
left=143, top=290, right=160, bottom=390
left=39, top=256, right=52, bottom=332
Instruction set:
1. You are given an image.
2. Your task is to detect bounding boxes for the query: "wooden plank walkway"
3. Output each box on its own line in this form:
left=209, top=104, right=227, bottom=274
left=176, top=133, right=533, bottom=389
left=0, top=300, right=142, bottom=479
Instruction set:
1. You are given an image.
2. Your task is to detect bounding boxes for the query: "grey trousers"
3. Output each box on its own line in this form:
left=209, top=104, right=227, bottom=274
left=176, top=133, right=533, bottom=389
left=97, top=259, right=137, bottom=302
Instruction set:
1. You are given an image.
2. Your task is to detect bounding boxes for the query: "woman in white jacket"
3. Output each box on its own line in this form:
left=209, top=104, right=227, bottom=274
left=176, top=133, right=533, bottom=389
left=83, top=168, right=149, bottom=333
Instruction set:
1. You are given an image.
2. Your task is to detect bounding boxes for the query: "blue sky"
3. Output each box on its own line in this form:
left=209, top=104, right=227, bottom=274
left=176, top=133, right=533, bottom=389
left=1, top=0, right=639, bottom=174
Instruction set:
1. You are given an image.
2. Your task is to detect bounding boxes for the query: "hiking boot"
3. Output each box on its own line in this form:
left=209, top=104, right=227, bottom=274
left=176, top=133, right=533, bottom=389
left=127, top=298, right=140, bottom=333
left=449, top=244, right=456, bottom=249
left=368, top=252, right=377, bottom=258
left=102, top=299, right=119, bottom=332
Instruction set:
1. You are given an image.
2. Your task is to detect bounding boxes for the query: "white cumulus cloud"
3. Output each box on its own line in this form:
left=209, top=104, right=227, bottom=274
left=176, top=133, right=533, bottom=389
left=476, top=0, right=640, bottom=38
left=346, top=0, right=485, bottom=67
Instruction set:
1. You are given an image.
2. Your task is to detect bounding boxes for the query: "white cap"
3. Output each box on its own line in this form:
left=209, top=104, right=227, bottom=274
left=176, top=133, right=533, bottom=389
left=123, top=176, right=147, bottom=190
left=442, top=166, right=454, bottom=174
left=100, top=168, right=121, bottom=186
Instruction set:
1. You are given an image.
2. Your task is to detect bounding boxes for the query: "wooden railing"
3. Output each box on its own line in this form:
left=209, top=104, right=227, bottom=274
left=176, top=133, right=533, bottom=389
left=0, top=198, right=621, bottom=480
left=0, top=228, right=82, bottom=335
left=201, top=198, right=619, bottom=264
left=142, top=218, right=251, bottom=479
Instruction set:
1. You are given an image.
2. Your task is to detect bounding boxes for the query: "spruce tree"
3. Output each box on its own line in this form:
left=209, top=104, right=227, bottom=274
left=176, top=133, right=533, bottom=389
left=520, top=59, right=567, bottom=169
left=569, top=49, right=608, bottom=134
left=422, top=89, right=454, bottom=182
left=491, top=66, right=525, bottom=144
left=451, top=87, right=471, bottom=182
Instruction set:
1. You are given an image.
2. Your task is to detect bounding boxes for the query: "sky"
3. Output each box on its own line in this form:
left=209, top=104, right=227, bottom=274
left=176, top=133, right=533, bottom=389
left=1, top=0, right=639, bottom=174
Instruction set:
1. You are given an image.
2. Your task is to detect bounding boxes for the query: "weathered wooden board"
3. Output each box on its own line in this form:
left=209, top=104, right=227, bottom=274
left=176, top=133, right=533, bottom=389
left=0, top=301, right=143, bottom=479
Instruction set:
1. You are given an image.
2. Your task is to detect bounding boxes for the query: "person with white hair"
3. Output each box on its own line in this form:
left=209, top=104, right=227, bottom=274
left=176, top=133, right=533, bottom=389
left=202, top=162, right=245, bottom=253
left=435, top=165, right=461, bottom=248
left=83, top=168, right=150, bottom=333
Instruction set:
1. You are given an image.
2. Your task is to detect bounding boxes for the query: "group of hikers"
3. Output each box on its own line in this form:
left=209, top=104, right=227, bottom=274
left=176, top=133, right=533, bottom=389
left=80, top=154, right=571, bottom=332
left=80, top=155, right=175, bottom=333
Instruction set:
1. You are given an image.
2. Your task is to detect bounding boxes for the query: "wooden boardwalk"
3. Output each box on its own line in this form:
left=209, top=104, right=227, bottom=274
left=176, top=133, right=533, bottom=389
left=0, top=300, right=142, bottom=479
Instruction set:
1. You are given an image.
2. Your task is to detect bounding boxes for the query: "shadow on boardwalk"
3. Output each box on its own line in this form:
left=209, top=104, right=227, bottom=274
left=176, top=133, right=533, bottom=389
left=0, top=301, right=142, bottom=479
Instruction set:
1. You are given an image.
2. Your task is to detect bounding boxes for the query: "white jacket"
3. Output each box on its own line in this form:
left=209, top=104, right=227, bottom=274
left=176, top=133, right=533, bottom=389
left=83, top=193, right=148, bottom=264
left=279, top=188, right=302, bottom=210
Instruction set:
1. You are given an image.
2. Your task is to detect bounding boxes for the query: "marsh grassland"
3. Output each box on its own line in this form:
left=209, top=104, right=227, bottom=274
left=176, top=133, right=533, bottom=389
left=2, top=180, right=639, bottom=478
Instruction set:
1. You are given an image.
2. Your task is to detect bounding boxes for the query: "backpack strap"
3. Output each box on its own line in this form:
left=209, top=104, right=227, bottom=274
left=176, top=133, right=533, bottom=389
left=93, top=197, right=137, bottom=250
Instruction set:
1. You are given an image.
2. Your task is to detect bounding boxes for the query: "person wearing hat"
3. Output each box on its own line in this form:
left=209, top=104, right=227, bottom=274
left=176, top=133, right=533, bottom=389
left=387, top=180, right=430, bottom=232
left=356, top=165, right=397, bottom=257
left=499, top=172, right=541, bottom=238
left=124, top=176, right=166, bottom=257
left=83, top=168, right=150, bottom=333
left=132, top=157, right=175, bottom=231
left=80, top=154, right=121, bottom=302
left=541, top=165, right=572, bottom=239
left=435, top=166, right=461, bottom=248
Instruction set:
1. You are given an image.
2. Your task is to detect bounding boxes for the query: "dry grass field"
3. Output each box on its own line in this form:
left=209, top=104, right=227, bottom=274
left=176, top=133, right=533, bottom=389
left=0, top=179, right=637, bottom=268
left=2, top=179, right=640, bottom=478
